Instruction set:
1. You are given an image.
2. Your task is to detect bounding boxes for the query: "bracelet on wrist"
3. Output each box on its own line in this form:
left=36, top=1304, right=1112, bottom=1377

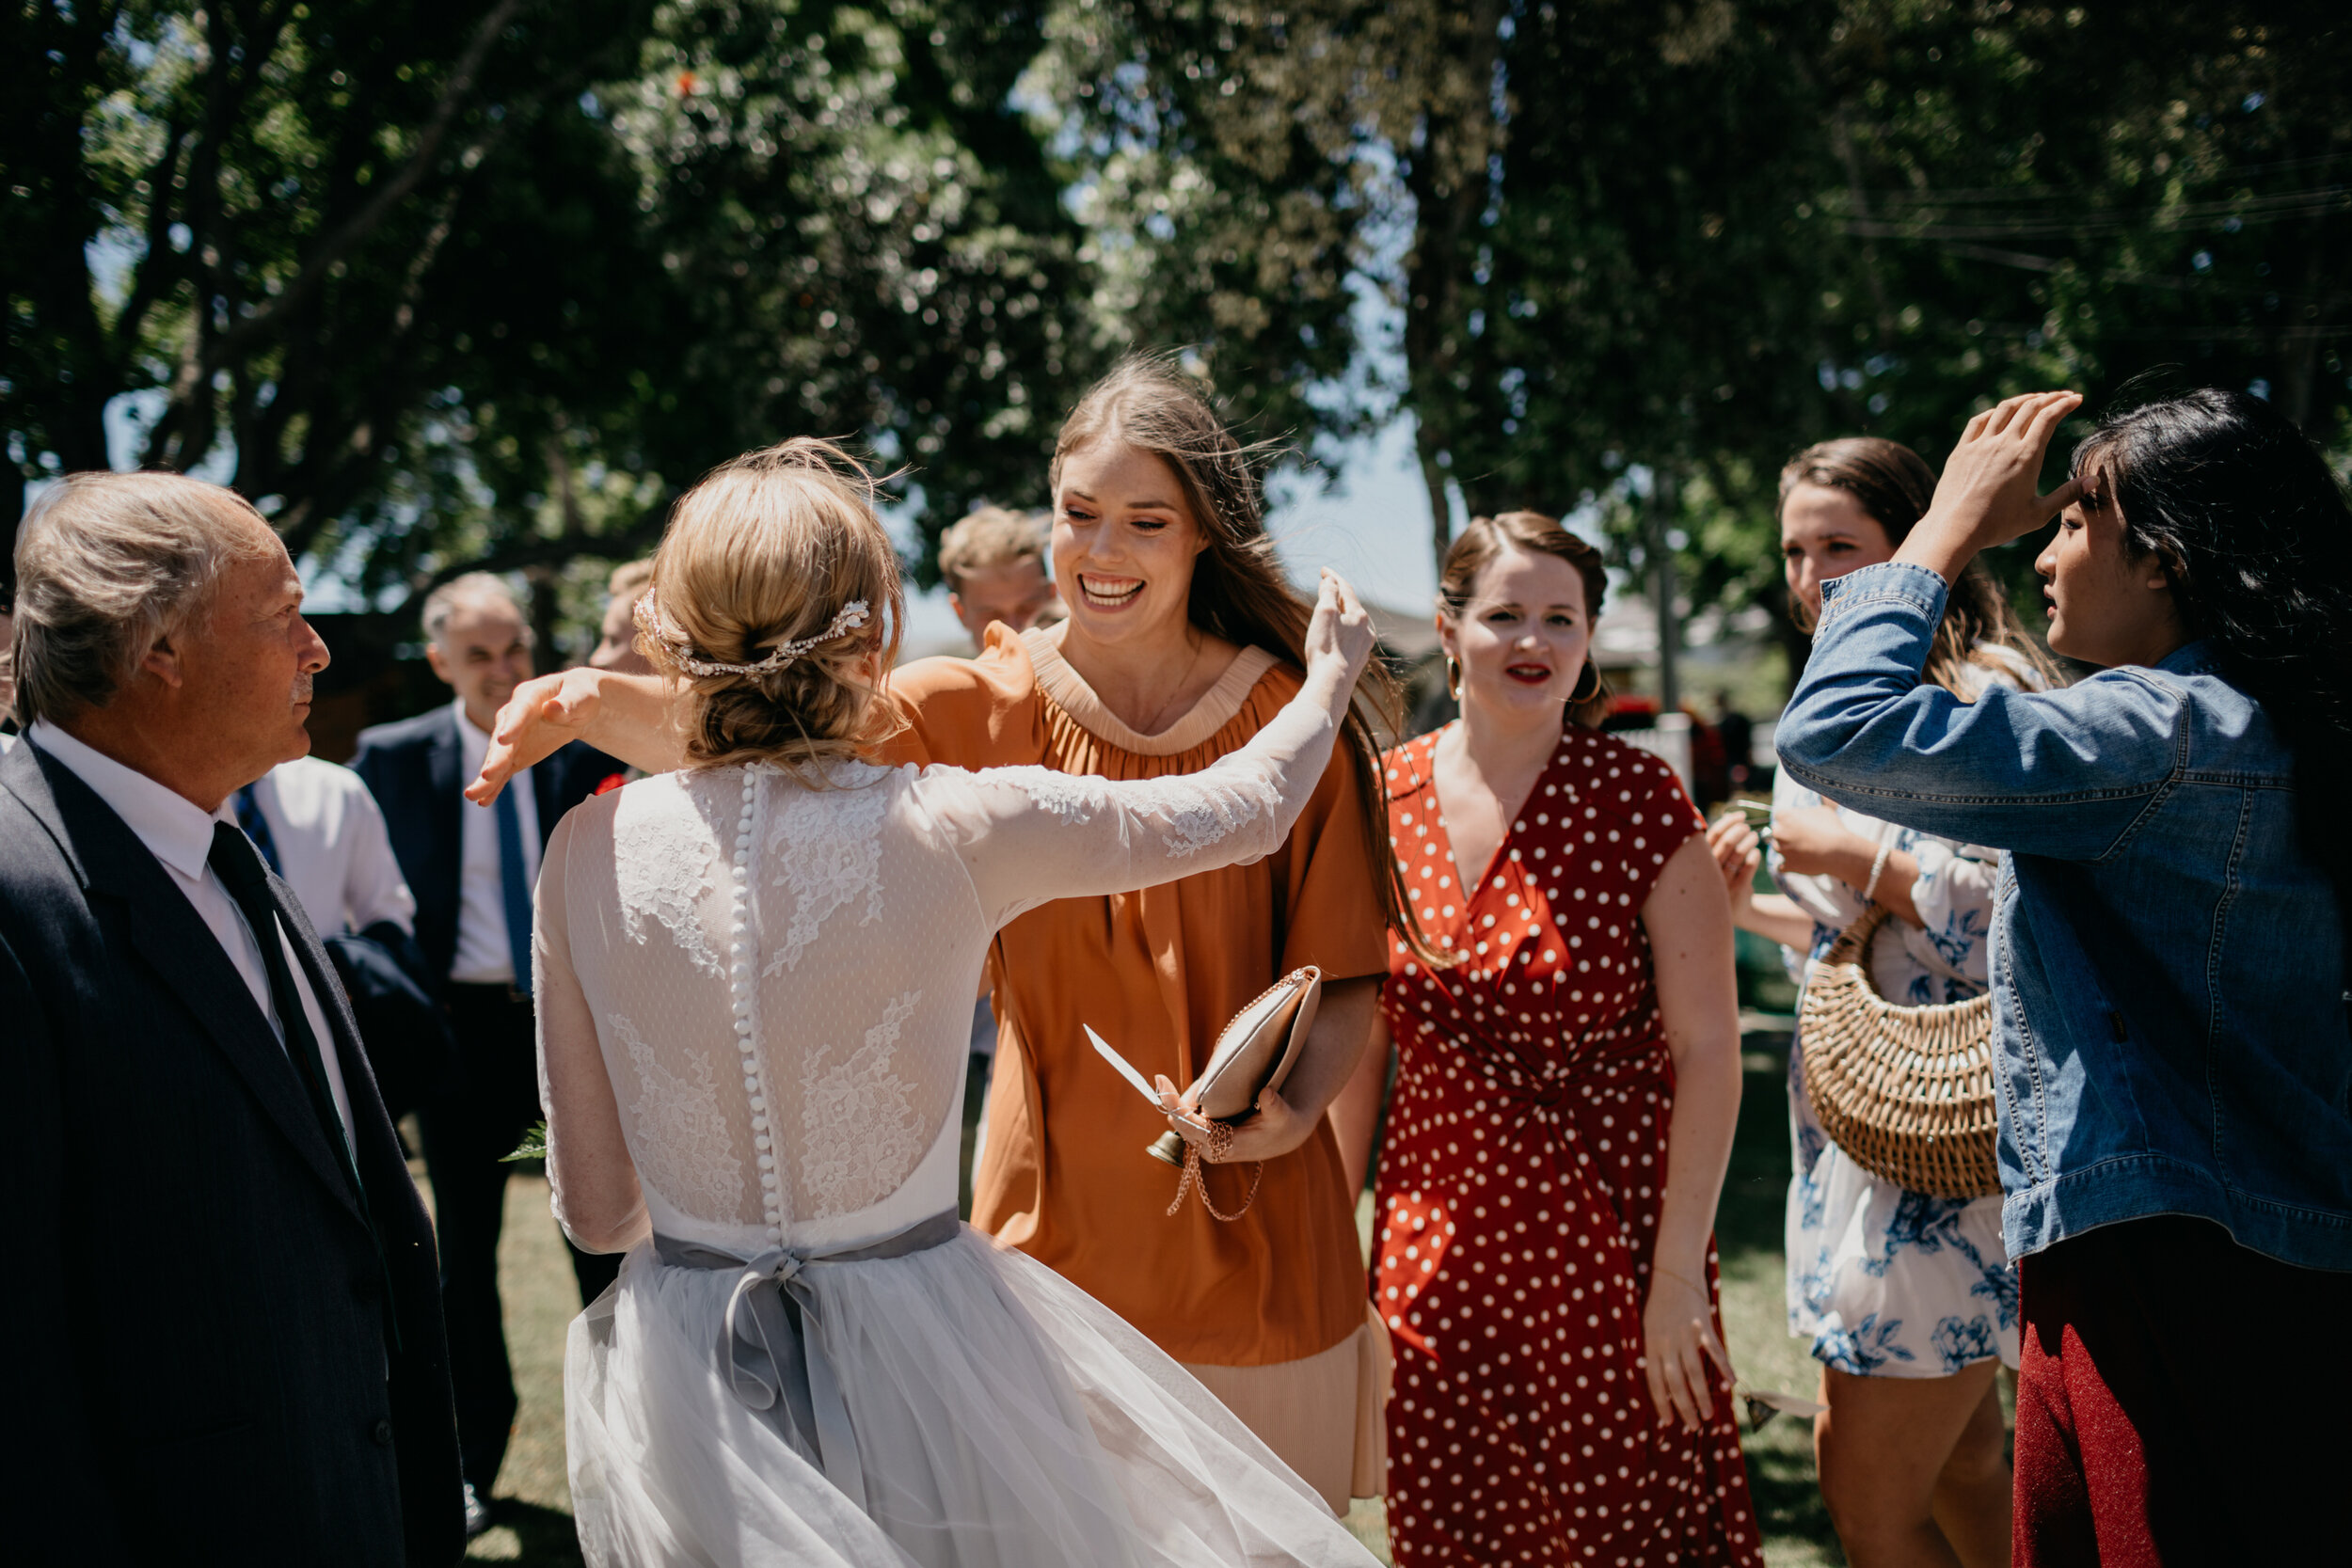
left=1860, top=835, right=1895, bottom=906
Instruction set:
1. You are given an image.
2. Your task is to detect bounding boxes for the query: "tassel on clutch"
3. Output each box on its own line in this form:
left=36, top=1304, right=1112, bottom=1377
left=1084, top=965, right=1324, bottom=1219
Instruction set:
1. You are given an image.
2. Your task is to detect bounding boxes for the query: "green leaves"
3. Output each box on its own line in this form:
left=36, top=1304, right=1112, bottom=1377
left=12, top=0, right=2345, bottom=655
left=502, top=1119, right=549, bottom=1163
left=10, top=0, right=1097, bottom=626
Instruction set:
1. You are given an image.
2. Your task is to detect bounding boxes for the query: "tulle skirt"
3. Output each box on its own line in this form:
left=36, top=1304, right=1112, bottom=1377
left=566, top=1226, right=1379, bottom=1567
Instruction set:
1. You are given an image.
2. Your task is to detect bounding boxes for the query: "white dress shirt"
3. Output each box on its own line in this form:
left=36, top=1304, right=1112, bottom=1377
left=27, top=721, right=358, bottom=1149
left=449, top=698, right=539, bottom=986
left=245, top=755, right=417, bottom=938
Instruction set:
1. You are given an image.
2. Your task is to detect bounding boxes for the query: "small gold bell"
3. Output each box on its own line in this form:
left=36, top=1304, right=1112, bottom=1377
left=1145, top=1131, right=1188, bottom=1167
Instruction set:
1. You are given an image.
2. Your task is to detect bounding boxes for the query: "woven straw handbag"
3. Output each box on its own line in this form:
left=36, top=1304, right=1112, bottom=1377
left=1798, top=905, right=2002, bottom=1199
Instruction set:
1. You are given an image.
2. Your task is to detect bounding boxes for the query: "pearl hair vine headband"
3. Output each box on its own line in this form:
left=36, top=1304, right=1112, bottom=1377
left=633, top=591, right=872, bottom=678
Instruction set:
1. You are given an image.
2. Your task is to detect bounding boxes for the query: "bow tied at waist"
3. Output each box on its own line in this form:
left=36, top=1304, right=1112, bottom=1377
left=655, top=1210, right=961, bottom=1511
left=1477, top=1035, right=1672, bottom=1116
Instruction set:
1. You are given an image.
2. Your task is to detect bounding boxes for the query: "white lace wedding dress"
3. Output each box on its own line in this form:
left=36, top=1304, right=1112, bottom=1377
left=532, top=689, right=1379, bottom=1567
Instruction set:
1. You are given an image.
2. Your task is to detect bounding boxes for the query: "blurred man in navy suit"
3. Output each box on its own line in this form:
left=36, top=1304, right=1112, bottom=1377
left=352, top=573, right=623, bottom=1531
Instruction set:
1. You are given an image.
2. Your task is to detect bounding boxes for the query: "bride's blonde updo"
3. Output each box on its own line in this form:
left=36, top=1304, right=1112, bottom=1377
left=634, top=437, right=904, bottom=777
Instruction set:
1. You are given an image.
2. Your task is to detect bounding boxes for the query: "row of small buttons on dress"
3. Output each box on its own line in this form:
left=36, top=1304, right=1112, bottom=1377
left=734, top=767, right=784, bottom=1239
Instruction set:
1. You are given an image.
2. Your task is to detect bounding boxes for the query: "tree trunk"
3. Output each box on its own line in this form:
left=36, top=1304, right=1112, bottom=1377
left=1399, top=0, right=1506, bottom=582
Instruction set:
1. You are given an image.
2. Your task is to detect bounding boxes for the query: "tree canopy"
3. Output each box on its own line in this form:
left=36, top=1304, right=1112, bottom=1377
left=9, top=0, right=2348, bottom=641
left=8, top=0, right=1095, bottom=629
left=1037, top=0, right=2352, bottom=612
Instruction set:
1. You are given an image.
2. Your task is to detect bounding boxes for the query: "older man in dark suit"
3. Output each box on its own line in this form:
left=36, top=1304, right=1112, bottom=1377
left=352, top=574, right=623, bottom=1527
left=0, top=472, right=461, bottom=1564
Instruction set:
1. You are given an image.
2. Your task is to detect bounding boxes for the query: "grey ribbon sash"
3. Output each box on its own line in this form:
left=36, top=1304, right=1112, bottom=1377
left=654, top=1210, right=960, bottom=1511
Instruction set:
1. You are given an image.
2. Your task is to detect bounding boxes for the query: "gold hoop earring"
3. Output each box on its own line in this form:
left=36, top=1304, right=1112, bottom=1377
left=1444, top=656, right=1462, bottom=703
left=1569, top=660, right=1600, bottom=704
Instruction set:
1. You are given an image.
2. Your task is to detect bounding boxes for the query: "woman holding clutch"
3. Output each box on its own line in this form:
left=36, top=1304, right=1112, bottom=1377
left=1332, top=511, right=1759, bottom=1565
left=473, top=357, right=1408, bottom=1513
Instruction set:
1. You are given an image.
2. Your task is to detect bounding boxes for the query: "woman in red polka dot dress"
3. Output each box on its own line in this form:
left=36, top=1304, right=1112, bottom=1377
left=1335, top=512, right=1761, bottom=1565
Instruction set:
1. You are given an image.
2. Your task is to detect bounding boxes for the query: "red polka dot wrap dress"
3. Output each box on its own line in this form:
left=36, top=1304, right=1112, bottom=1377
left=1374, top=724, right=1762, bottom=1566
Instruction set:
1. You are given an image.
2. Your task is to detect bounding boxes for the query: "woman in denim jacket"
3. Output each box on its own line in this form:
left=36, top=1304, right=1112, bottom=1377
left=1710, top=438, right=2051, bottom=1568
left=1776, top=388, right=2352, bottom=1566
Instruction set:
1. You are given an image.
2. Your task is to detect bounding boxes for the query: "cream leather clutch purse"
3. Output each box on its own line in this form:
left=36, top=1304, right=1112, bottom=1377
left=1085, top=966, right=1324, bottom=1217
left=1166, top=968, right=1327, bottom=1163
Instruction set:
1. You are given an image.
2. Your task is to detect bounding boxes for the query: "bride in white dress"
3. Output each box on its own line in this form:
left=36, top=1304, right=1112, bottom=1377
left=505, top=438, right=1383, bottom=1567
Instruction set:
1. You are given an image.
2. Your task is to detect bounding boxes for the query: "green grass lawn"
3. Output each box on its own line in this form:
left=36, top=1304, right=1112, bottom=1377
left=438, top=1037, right=1859, bottom=1565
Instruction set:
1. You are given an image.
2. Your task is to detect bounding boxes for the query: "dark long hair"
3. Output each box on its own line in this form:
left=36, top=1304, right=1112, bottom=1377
left=1050, top=355, right=1438, bottom=961
left=2072, top=388, right=2352, bottom=984
left=1780, top=437, right=2058, bottom=695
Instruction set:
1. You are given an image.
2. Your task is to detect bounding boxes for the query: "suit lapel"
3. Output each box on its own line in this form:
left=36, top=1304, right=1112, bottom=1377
left=273, top=866, right=409, bottom=1196
left=532, top=743, right=564, bottom=851
left=13, top=745, right=366, bottom=1219
left=426, top=708, right=463, bottom=878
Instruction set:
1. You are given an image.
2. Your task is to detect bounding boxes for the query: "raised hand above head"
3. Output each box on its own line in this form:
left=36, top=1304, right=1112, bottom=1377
left=1302, top=567, right=1376, bottom=713
left=1899, top=390, right=2086, bottom=584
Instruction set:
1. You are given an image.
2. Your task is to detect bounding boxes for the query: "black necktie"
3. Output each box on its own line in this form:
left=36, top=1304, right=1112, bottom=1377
left=234, top=784, right=283, bottom=876
left=209, top=821, right=400, bottom=1349
left=210, top=821, right=357, bottom=1180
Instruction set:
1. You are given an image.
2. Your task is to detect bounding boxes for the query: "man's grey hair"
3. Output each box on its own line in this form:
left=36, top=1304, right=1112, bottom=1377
left=10, top=471, right=273, bottom=726
left=421, top=571, right=528, bottom=648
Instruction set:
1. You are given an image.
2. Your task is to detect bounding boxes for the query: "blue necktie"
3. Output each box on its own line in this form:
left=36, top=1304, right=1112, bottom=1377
left=235, top=784, right=283, bottom=876
left=495, top=784, right=534, bottom=998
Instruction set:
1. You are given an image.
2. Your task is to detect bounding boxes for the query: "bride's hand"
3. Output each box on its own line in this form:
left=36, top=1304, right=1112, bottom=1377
left=1152, top=1076, right=1319, bottom=1162
left=1642, top=1263, right=1736, bottom=1433
left=1302, top=569, right=1376, bottom=716
left=466, top=668, right=607, bottom=804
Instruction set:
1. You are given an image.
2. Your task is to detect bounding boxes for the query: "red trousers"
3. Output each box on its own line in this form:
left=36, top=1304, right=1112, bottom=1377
left=2015, top=1214, right=2352, bottom=1567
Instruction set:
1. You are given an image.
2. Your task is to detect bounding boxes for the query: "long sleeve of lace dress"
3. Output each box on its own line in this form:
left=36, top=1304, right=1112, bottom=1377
left=918, top=675, right=1346, bottom=930
left=533, top=806, right=650, bottom=1253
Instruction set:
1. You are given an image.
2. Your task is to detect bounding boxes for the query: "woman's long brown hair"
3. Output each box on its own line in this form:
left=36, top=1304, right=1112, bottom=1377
left=1051, top=354, right=1441, bottom=964
left=1779, top=437, right=2058, bottom=695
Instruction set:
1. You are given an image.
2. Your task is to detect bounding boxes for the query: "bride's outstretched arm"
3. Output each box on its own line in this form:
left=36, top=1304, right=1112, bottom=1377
left=933, top=570, right=1377, bottom=927
left=534, top=811, right=650, bottom=1253
left=467, top=668, right=685, bottom=804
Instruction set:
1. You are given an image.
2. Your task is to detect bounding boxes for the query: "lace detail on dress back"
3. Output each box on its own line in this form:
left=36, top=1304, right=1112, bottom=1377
left=546, top=717, right=1316, bottom=1252
left=801, top=989, right=929, bottom=1215
left=558, top=764, right=980, bottom=1251
left=764, top=768, right=890, bottom=976
left=611, top=1008, right=745, bottom=1221
left=615, top=798, right=724, bottom=977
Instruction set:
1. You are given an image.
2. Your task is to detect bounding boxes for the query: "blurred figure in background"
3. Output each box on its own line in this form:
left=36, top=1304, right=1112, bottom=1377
left=351, top=572, right=623, bottom=1534
left=1, top=564, right=16, bottom=752
left=939, top=504, right=1060, bottom=645
left=587, top=559, right=656, bottom=677
left=1716, top=691, right=1756, bottom=795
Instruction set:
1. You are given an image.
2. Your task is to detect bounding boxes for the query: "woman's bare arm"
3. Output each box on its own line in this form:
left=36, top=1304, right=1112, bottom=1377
left=1329, top=1010, right=1394, bottom=1196
left=1640, top=833, right=1743, bottom=1431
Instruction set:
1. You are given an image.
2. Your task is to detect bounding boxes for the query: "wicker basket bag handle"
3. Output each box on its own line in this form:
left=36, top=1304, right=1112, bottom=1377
left=1797, top=904, right=2003, bottom=1199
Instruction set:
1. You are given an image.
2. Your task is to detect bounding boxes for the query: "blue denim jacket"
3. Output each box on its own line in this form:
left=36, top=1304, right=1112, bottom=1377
left=1777, top=561, right=2352, bottom=1272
